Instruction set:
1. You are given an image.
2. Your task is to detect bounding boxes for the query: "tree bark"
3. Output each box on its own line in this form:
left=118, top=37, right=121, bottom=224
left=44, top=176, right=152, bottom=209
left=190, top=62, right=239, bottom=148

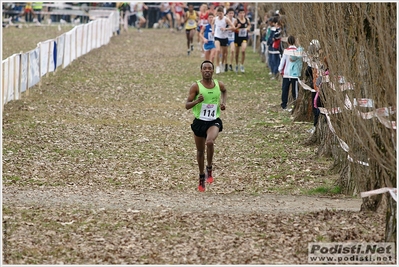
left=293, top=87, right=313, bottom=123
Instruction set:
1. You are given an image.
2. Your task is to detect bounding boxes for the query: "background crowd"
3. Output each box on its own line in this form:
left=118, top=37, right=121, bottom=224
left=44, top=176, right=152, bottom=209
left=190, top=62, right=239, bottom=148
left=2, top=2, right=255, bottom=27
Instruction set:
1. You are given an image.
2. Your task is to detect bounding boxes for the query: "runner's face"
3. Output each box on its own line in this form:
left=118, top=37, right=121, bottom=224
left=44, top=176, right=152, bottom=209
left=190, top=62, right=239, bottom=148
left=217, top=11, right=223, bottom=18
left=189, top=5, right=193, bottom=12
left=201, top=63, right=214, bottom=79
left=239, top=11, right=245, bottom=18
left=208, top=15, right=214, bottom=23
left=228, top=11, right=234, bottom=18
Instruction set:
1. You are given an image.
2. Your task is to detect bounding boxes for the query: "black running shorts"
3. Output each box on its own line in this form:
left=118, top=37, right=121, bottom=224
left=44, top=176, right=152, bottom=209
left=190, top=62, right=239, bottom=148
left=234, top=37, right=247, bottom=47
left=214, top=37, right=228, bottom=47
left=191, top=118, right=223, bottom=138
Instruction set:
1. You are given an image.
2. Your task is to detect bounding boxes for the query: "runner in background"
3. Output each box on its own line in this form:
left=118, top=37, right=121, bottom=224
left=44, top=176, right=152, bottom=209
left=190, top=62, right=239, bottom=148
left=184, top=3, right=198, bottom=56
left=172, top=2, right=186, bottom=31
left=200, top=12, right=216, bottom=63
left=212, top=6, right=235, bottom=74
left=197, top=3, right=209, bottom=57
left=158, top=2, right=174, bottom=32
left=225, top=8, right=236, bottom=72
left=133, top=2, right=148, bottom=32
left=234, top=7, right=251, bottom=73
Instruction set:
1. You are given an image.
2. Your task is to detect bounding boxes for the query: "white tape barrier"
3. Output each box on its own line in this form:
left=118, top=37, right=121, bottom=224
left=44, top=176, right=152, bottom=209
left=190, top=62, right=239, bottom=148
left=297, top=79, right=316, bottom=93
left=321, top=104, right=397, bottom=167
left=299, top=72, right=396, bottom=131
left=2, top=12, right=119, bottom=108
left=298, top=76, right=354, bottom=93
left=361, top=187, right=397, bottom=202
left=320, top=108, right=370, bottom=166
left=319, top=99, right=396, bottom=130
left=347, top=154, right=369, bottom=167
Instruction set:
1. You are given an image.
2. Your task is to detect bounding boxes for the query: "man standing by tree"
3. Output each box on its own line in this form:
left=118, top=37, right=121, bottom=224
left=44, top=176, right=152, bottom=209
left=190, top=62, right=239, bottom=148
left=185, top=61, right=227, bottom=192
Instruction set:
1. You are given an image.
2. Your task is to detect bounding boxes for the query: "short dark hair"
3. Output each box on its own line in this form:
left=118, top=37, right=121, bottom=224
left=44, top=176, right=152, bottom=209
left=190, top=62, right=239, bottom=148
left=227, top=7, right=235, bottom=14
left=201, top=60, right=214, bottom=70
left=217, top=6, right=224, bottom=13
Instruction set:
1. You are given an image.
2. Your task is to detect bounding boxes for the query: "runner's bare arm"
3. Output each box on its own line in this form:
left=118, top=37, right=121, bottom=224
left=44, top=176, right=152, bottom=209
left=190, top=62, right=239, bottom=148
left=218, top=81, right=227, bottom=110
left=226, top=18, right=235, bottom=31
left=200, top=26, right=207, bottom=43
left=211, top=17, right=216, bottom=34
left=185, top=83, right=203, bottom=110
left=246, top=18, right=251, bottom=31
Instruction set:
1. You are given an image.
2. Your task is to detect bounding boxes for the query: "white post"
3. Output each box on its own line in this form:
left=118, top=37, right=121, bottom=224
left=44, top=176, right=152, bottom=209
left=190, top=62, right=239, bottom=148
left=253, top=2, right=258, bottom=53
left=47, top=41, right=51, bottom=77
left=14, top=53, right=20, bottom=100
left=38, top=42, right=42, bottom=89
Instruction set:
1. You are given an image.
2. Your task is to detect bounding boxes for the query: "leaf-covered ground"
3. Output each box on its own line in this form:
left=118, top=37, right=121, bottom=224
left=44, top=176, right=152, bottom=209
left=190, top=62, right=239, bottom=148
left=2, top=26, right=387, bottom=264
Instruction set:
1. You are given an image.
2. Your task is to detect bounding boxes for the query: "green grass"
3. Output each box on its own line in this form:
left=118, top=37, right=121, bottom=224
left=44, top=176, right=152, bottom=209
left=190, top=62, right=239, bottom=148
left=307, top=185, right=342, bottom=195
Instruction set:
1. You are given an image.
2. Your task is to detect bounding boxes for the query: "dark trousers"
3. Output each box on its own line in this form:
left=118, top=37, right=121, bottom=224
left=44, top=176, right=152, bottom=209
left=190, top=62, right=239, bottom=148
left=33, top=8, right=42, bottom=22
left=281, top=77, right=298, bottom=109
left=312, top=91, right=320, bottom=126
left=268, top=46, right=281, bottom=75
left=25, top=11, right=33, bottom=22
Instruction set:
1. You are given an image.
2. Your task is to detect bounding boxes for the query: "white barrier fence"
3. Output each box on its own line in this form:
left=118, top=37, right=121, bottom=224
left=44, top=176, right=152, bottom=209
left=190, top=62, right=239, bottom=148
left=1, top=11, right=119, bottom=111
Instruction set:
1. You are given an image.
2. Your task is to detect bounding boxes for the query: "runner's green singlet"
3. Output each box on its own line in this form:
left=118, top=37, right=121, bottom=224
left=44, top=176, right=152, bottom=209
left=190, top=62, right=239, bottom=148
left=192, top=79, right=221, bottom=121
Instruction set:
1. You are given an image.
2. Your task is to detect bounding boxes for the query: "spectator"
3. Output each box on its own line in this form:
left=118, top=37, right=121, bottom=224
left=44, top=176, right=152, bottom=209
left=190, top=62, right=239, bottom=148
left=20, top=2, right=35, bottom=23
left=117, top=2, right=131, bottom=33
left=261, top=13, right=272, bottom=67
left=246, top=5, right=253, bottom=30
left=306, top=39, right=328, bottom=134
left=278, top=35, right=303, bottom=112
left=264, top=17, right=273, bottom=73
left=267, top=16, right=280, bottom=80
left=103, top=2, right=115, bottom=8
left=233, top=2, right=244, bottom=16
left=32, top=2, right=43, bottom=23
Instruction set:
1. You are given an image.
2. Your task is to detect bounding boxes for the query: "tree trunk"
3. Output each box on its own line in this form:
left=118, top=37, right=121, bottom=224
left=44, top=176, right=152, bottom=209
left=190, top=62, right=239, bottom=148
left=385, top=195, right=396, bottom=243
left=293, top=86, right=313, bottom=123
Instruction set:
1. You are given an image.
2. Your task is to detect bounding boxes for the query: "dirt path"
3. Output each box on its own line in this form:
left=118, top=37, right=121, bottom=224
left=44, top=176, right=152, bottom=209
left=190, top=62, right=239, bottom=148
left=3, top=186, right=362, bottom=214
left=2, top=28, right=384, bottom=265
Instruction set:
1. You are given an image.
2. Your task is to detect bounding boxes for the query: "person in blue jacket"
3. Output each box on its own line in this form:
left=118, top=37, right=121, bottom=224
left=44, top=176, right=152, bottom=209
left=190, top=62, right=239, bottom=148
left=278, top=35, right=303, bottom=111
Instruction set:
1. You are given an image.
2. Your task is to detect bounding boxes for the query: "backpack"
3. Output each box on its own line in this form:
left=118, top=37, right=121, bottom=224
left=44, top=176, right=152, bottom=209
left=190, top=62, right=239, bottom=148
left=289, top=47, right=304, bottom=77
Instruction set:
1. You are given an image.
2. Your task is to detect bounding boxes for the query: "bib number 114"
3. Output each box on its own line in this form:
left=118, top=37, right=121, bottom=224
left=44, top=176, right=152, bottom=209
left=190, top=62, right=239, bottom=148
left=200, top=104, right=217, bottom=121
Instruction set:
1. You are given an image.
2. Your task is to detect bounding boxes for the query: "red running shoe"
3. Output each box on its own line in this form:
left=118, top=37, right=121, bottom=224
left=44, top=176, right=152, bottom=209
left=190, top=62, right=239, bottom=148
left=206, top=166, right=214, bottom=184
left=198, top=174, right=206, bottom=192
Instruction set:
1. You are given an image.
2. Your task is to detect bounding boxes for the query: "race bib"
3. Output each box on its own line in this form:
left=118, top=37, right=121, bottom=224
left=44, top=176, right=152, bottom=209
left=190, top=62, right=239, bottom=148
left=200, top=103, right=217, bottom=121
left=227, top=31, right=234, bottom=40
left=238, top=28, right=247, bottom=37
left=188, top=19, right=195, bottom=26
left=208, top=32, right=214, bottom=41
